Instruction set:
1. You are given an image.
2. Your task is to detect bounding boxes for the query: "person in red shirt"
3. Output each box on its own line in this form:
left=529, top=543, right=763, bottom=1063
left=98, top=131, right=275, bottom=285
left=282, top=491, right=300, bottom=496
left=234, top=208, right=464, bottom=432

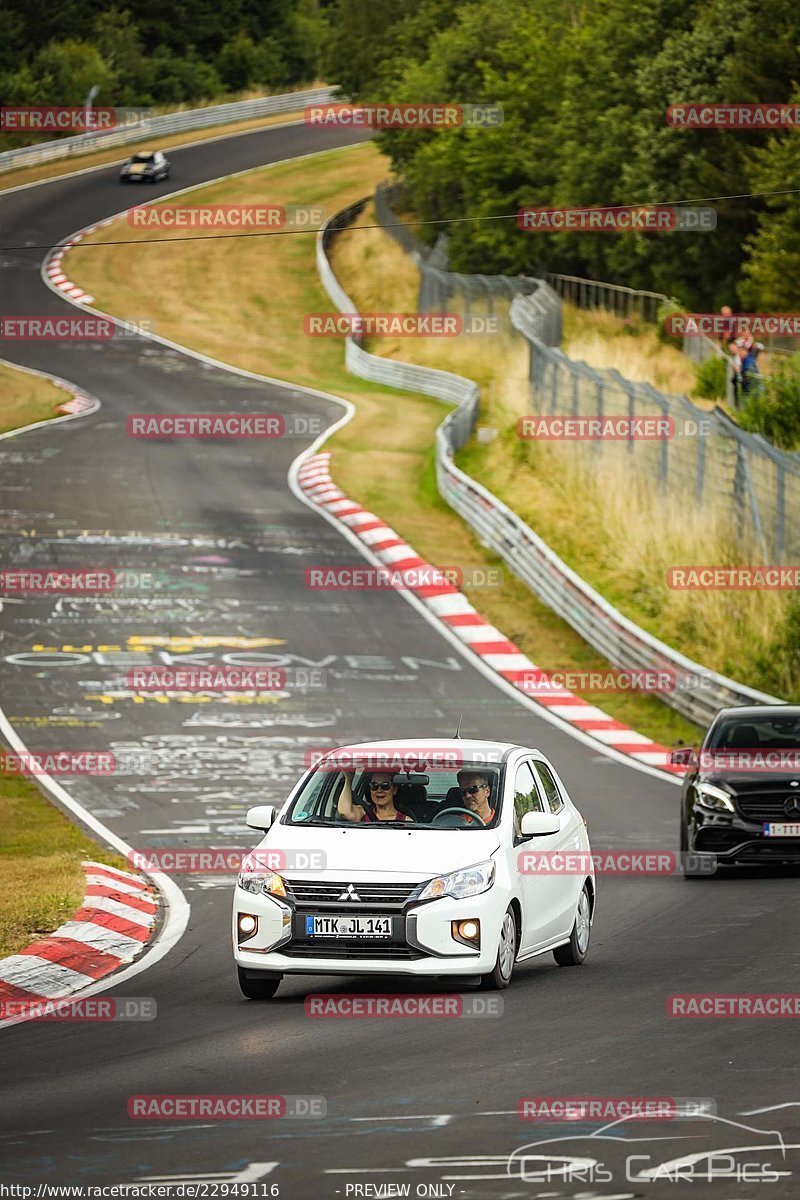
left=337, top=770, right=412, bottom=823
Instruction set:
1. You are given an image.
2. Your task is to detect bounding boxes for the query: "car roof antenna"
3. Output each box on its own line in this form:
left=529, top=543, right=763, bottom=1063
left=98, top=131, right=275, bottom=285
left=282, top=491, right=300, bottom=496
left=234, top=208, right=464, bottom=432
left=453, top=714, right=463, bottom=739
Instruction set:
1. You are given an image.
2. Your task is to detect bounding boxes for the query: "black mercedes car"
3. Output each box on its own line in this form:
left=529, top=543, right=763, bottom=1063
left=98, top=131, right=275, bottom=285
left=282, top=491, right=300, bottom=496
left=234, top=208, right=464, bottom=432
left=675, top=705, right=800, bottom=868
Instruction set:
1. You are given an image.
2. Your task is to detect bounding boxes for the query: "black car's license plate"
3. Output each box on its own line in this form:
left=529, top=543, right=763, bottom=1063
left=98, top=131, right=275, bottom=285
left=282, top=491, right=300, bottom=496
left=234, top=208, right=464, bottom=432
left=764, top=822, right=800, bottom=837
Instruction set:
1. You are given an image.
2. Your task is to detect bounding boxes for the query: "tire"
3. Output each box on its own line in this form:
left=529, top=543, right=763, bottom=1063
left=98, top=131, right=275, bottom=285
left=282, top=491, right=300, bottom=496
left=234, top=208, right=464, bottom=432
left=553, top=884, right=591, bottom=966
left=480, top=906, right=517, bottom=990
left=237, top=965, right=281, bottom=999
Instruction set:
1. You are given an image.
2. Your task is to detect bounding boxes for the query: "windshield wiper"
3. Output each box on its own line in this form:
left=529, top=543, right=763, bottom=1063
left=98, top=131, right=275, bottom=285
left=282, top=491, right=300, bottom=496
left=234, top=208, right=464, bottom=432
left=366, top=821, right=422, bottom=828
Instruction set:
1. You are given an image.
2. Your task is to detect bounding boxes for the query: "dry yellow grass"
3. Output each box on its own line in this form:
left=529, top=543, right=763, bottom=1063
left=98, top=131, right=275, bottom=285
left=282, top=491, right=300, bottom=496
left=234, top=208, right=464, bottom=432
left=459, top=426, right=786, bottom=691
left=0, top=360, right=66, bottom=434
left=0, top=773, right=128, bottom=957
left=562, top=305, right=700, bottom=395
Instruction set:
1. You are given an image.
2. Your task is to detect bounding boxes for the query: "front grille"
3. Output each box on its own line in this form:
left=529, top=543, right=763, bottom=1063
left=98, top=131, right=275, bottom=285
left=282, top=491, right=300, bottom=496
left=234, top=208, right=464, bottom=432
left=281, top=942, right=423, bottom=960
left=736, top=793, right=799, bottom=822
left=286, top=879, right=421, bottom=908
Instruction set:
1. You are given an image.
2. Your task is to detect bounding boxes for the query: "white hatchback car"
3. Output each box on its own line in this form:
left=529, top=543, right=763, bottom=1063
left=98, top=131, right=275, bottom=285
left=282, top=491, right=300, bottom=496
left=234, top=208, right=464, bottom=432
left=232, top=739, right=595, bottom=997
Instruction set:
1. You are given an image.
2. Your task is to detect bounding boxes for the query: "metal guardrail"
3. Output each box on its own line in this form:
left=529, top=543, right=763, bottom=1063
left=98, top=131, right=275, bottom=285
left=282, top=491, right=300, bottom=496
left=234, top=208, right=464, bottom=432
left=317, top=201, right=781, bottom=725
left=0, top=86, right=337, bottom=173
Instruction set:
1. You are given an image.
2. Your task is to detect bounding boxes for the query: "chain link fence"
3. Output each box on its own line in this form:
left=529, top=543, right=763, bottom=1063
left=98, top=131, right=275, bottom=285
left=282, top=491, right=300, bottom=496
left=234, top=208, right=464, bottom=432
left=511, top=293, right=800, bottom=560
left=0, top=86, right=337, bottom=173
left=374, top=182, right=560, bottom=340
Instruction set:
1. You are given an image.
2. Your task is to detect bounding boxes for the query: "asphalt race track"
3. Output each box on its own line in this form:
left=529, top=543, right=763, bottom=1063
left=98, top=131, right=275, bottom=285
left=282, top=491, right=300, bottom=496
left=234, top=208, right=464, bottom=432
left=1, top=120, right=799, bottom=1197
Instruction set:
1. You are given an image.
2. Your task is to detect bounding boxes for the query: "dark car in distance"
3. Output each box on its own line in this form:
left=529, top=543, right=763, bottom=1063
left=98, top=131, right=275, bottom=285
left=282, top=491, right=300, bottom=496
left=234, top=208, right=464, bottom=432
left=675, top=705, right=800, bottom=868
left=119, top=150, right=170, bottom=183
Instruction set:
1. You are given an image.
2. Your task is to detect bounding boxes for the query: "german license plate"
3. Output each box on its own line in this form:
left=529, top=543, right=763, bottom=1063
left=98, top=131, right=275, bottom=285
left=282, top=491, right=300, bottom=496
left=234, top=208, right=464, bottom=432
left=305, top=914, right=392, bottom=938
left=764, top=822, right=800, bottom=837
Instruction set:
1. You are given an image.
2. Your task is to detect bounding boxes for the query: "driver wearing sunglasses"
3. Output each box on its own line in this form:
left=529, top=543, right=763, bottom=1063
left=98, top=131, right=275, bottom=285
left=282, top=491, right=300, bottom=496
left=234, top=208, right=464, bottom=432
left=336, top=770, right=412, bottom=823
left=457, top=770, right=496, bottom=825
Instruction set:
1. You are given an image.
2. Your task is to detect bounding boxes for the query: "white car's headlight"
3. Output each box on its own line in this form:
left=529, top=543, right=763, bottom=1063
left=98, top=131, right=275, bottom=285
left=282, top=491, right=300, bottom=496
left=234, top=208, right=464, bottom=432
left=418, top=859, right=496, bottom=901
left=237, top=852, right=287, bottom=898
left=697, top=783, right=736, bottom=813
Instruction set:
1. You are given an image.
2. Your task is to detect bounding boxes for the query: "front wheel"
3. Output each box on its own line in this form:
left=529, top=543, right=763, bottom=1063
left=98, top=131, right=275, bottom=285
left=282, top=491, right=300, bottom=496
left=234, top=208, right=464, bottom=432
left=237, top=965, right=282, bottom=999
left=480, top=907, right=517, bottom=990
left=553, top=884, right=591, bottom=966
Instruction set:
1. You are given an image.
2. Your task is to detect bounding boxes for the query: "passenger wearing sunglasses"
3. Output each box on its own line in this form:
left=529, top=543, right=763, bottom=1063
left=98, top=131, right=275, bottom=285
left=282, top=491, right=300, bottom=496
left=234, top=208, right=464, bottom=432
left=336, top=770, right=412, bottom=823
left=456, top=770, right=496, bottom=826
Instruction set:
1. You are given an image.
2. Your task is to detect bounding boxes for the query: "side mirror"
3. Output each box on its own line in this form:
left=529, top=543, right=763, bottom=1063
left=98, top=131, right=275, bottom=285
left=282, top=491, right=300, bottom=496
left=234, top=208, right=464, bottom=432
left=669, top=747, right=698, bottom=767
left=246, top=805, right=276, bottom=831
left=520, top=811, right=560, bottom=837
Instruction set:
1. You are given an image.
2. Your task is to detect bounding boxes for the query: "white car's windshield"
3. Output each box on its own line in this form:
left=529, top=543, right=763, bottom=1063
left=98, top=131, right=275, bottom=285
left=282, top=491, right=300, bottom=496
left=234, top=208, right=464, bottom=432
left=285, top=760, right=504, bottom=829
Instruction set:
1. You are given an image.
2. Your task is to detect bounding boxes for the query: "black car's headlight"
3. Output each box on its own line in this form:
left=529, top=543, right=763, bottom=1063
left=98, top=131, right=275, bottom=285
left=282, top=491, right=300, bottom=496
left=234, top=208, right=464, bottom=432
left=696, top=783, right=736, bottom=813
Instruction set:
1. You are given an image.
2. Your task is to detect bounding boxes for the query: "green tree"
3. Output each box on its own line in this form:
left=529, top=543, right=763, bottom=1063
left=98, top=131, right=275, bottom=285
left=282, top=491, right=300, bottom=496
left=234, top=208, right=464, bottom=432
left=217, top=33, right=265, bottom=91
left=25, top=39, right=115, bottom=106
left=92, top=8, right=151, bottom=105
left=740, top=89, right=800, bottom=310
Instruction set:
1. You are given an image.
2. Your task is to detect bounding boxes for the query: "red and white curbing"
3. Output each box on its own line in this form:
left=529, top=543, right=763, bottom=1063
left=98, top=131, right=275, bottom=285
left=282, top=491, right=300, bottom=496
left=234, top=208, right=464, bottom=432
left=56, top=391, right=98, bottom=417
left=297, top=452, right=681, bottom=776
left=44, top=218, right=117, bottom=306
left=0, top=861, right=158, bottom=1010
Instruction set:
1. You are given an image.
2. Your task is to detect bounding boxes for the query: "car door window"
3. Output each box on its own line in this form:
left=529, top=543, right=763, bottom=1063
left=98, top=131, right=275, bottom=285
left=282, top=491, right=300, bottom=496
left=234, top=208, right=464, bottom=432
left=533, top=761, right=565, bottom=814
left=512, top=761, right=545, bottom=824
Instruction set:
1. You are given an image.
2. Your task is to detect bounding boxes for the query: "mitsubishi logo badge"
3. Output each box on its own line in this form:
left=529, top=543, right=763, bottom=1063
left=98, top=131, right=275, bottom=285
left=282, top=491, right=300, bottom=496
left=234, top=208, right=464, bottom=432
left=339, top=883, right=361, bottom=902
